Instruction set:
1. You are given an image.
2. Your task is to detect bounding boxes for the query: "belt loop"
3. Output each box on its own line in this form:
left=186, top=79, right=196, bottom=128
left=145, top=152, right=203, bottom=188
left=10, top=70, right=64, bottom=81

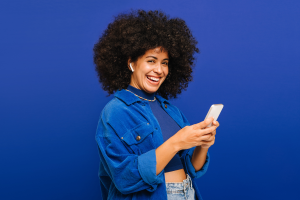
left=183, top=182, right=187, bottom=200
left=187, top=174, right=192, bottom=189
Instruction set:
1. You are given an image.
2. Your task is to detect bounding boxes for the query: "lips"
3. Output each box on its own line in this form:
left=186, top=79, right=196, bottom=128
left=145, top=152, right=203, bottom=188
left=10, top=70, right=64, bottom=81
left=146, top=76, right=160, bottom=82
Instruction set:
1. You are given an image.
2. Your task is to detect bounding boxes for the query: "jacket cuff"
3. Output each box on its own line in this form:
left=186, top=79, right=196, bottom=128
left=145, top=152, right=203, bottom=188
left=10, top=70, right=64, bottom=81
left=185, top=147, right=210, bottom=179
left=138, top=149, right=164, bottom=192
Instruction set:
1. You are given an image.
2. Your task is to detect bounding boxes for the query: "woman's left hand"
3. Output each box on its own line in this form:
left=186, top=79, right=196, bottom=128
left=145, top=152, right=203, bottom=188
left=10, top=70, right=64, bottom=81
left=200, top=120, right=219, bottom=149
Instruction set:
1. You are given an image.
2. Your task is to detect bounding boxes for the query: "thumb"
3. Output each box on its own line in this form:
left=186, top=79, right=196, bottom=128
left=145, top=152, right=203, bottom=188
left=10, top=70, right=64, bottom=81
left=194, top=117, right=214, bottom=129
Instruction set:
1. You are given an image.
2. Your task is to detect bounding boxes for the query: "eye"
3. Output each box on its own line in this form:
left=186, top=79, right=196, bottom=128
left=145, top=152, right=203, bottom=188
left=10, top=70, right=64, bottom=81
left=148, top=60, right=155, bottom=63
left=163, top=62, right=169, bottom=66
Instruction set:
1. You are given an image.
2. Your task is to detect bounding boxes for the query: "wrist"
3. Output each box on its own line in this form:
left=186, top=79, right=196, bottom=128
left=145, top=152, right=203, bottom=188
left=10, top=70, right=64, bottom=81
left=168, top=135, right=182, bottom=152
left=200, top=145, right=211, bottom=149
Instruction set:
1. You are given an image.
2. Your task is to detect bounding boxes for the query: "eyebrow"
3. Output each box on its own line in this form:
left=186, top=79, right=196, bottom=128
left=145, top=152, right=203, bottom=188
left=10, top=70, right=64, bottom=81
left=145, top=56, right=169, bottom=60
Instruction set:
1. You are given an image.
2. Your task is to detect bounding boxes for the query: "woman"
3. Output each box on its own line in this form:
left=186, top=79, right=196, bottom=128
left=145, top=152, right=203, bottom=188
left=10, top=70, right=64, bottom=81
left=94, top=10, right=219, bottom=200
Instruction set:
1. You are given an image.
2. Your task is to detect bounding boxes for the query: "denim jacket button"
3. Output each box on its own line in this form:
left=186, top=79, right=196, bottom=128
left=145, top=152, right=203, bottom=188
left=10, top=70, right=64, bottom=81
left=164, top=104, right=167, bottom=108
left=136, top=136, right=141, bottom=141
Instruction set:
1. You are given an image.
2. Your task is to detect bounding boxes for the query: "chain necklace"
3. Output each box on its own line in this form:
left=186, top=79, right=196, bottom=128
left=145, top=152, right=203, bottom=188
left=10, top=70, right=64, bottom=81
left=125, top=89, right=156, bottom=102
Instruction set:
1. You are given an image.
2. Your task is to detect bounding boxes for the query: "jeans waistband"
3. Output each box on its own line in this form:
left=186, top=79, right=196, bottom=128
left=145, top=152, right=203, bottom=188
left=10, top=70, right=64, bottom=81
left=165, top=174, right=193, bottom=194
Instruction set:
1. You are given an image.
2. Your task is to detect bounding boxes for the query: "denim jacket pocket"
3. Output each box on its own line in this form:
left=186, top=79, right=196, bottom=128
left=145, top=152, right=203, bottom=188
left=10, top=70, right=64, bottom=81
left=122, top=122, right=155, bottom=154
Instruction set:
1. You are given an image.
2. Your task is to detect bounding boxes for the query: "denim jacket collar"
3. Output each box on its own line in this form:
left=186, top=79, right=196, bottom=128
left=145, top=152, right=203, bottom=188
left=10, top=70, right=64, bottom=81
left=114, top=89, right=170, bottom=106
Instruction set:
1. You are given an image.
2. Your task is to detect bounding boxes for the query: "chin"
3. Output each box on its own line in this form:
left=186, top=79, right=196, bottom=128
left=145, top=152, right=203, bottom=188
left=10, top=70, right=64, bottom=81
left=144, top=81, right=164, bottom=93
left=145, top=88, right=158, bottom=94
left=144, top=85, right=160, bottom=93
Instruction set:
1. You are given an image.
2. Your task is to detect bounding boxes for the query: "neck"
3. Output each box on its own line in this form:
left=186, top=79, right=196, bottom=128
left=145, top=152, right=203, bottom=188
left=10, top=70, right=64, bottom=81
left=127, top=85, right=156, bottom=101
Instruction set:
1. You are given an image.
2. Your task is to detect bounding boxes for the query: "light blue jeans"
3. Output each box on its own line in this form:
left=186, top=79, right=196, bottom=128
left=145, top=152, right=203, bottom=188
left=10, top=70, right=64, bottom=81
left=165, top=174, right=195, bottom=200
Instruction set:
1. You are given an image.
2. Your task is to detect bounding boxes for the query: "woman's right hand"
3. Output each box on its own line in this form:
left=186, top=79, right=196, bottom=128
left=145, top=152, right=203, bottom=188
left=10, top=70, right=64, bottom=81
left=172, top=117, right=217, bottom=151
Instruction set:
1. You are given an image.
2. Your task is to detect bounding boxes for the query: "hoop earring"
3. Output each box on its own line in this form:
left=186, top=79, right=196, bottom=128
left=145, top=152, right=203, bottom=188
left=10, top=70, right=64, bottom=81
left=129, top=63, right=134, bottom=72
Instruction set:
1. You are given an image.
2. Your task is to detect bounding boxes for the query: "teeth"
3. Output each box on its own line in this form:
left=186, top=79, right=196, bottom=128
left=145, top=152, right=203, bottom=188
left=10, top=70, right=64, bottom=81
left=147, top=76, right=159, bottom=82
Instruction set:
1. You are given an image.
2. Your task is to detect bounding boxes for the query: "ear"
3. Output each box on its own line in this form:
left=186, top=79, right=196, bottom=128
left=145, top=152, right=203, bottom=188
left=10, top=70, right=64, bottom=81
left=127, top=58, right=134, bottom=72
left=127, top=58, right=132, bottom=71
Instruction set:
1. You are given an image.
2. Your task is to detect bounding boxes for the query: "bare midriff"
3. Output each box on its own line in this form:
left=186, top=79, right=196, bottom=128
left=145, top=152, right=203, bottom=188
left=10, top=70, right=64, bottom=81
left=164, top=168, right=187, bottom=183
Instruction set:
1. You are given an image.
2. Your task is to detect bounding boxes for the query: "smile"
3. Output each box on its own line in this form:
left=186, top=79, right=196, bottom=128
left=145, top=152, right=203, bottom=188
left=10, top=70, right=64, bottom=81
left=146, top=76, right=160, bottom=82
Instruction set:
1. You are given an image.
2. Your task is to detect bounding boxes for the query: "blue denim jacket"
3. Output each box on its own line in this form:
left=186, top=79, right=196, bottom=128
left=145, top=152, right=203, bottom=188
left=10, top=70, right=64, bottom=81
left=95, top=89, right=210, bottom=200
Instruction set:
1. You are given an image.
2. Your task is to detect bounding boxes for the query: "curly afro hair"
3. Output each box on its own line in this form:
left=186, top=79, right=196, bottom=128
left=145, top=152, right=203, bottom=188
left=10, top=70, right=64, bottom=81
left=93, top=10, right=199, bottom=99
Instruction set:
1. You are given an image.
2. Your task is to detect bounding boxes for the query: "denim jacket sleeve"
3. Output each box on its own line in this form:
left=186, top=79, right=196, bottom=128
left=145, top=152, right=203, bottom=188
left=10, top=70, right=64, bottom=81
left=181, top=147, right=210, bottom=179
left=177, top=110, right=210, bottom=179
left=95, top=108, right=164, bottom=195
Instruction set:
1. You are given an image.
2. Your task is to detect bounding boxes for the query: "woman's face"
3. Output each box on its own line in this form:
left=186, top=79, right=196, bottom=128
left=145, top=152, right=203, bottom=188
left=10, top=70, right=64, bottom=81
left=129, top=47, right=169, bottom=94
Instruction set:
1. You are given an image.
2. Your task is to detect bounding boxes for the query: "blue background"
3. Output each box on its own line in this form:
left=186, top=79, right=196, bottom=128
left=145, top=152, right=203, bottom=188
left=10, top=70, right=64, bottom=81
left=1, top=0, right=299, bottom=199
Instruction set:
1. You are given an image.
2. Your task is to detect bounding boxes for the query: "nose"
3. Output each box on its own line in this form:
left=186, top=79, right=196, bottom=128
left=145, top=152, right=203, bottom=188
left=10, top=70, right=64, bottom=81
left=153, top=63, right=163, bottom=74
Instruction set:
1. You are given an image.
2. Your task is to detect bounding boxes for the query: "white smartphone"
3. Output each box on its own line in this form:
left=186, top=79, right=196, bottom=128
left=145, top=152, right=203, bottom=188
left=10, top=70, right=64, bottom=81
left=204, top=104, right=224, bottom=127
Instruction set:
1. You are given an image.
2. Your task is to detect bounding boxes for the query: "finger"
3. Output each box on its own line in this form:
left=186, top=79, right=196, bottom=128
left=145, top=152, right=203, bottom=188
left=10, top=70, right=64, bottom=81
left=194, top=117, right=214, bottom=129
left=211, top=130, right=216, bottom=136
left=202, top=139, right=215, bottom=145
left=199, top=134, right=212, bottom=141
left=201, top=131, right=215, bottom=139
left=201, top=134, right=215, bottom=142
left=202, top=130, right=215, bottom=136
left=203, top=132, right=215, bottom=139
left=200, top=125, right=216, bottom=135
left=212, top=121, right=220, bottom=127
